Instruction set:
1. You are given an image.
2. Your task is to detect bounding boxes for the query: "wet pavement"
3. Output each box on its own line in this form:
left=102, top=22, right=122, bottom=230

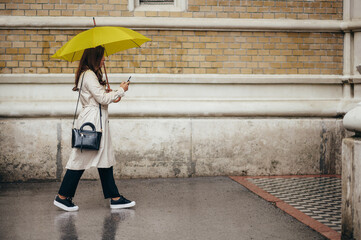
left=0, top=177, right=326, bottom=240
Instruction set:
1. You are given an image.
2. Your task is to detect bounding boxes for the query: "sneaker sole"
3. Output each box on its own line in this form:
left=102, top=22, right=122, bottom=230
left=53, top=200, right=79, bottom=212
left=110, top=201, right=136, bottom=209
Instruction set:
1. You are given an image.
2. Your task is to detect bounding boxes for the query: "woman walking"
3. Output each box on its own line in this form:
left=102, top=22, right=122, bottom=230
left=54, top=46, right=135, bottom=211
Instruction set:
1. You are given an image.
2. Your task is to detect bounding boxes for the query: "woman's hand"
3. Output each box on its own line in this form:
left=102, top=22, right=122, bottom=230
left=120, top=81, right=129, bottom=92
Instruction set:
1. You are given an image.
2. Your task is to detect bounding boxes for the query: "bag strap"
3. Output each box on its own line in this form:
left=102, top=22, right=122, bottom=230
left=99, top=102, right=102, bottom=131
left=72, top=72, right=103, bottom=132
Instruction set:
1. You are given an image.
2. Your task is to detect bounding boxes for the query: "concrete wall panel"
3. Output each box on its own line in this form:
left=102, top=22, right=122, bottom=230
left=353, top=141, right=361, bottom=239
left=342, top=137, right=361, bottom=239
left=0, top=119, right=58, bottom=182
left=0, top=118, right=346, bottom=182
left=191, top=119, right=345, bottom=176
left=112, top=119, right=192, bottom=178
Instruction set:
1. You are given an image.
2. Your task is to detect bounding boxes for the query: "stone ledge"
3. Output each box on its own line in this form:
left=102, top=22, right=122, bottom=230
left=0, top=74, right=358, bottom=118
left=0, top=73, right=348, bottom=84
left=0, top=99, right=355, bottom=118
left=0, top=99, right=353, bottom=118
left=0, top=16, right=350, bottom=32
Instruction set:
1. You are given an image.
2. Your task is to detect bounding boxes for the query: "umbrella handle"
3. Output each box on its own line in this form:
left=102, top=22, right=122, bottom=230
left=103, top=63, right=121, bottom=103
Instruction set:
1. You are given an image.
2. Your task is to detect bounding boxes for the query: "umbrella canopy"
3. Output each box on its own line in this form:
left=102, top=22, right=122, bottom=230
left=51, top=26, right=151, bottom=62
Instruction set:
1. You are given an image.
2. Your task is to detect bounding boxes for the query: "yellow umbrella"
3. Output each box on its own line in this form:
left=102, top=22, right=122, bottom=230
left=52, top=20, right=151, bottom=102
left=51, top=26, right=151, bottom=62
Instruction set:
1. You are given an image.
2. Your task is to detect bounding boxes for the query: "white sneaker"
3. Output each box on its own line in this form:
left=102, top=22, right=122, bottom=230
left=54, top=195, right=79, bottom=212
left=110, top=195, right=136, bottom=209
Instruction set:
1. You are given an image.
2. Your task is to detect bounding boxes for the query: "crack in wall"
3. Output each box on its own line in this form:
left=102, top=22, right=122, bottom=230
left=56, top=122, right=63, bottom=180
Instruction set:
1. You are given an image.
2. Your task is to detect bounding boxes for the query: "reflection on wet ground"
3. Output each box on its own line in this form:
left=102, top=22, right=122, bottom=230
left=54, top=209, right=134, bottom=240
left=0, top=177, right=327, bottom=240
left=55, top=212, right=78, bottom=240
left=101, top=210, right=134, bottom=240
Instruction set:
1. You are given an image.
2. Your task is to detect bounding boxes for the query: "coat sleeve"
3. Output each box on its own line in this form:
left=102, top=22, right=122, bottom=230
left=84, top=71, right=125, bottom=105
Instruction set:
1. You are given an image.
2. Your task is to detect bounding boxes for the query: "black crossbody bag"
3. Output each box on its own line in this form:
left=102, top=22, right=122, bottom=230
left=71, top=74, right=102, bottom=152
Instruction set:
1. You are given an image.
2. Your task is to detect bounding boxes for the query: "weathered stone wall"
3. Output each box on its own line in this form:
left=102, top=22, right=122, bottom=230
left=0, top=118, right=346, bottom=182
left=341, top=138, right=361, bottom=240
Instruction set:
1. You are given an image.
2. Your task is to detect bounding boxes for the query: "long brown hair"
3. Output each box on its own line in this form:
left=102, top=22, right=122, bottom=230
left=73, top=45, right=106, bottom=91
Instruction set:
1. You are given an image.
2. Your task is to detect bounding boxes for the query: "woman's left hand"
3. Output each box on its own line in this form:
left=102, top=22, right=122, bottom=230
left=120, top=82, right=129, bottom=92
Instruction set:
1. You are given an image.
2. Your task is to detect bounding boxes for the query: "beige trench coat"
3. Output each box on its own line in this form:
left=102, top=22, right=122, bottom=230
left=66, top=70, right=125, bottom=170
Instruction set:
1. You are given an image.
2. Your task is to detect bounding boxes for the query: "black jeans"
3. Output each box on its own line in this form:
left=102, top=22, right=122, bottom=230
left=58, top=167, right=120, bottom=199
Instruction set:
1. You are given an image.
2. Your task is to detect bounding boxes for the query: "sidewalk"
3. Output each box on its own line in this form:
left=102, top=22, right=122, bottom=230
left=0, top=177, right=327, bottom=240
left=231, top=175, right=341, bottom=240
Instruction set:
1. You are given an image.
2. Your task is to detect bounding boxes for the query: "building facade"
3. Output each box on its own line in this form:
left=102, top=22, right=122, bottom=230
left=0, top=0, right=359, bottom=181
